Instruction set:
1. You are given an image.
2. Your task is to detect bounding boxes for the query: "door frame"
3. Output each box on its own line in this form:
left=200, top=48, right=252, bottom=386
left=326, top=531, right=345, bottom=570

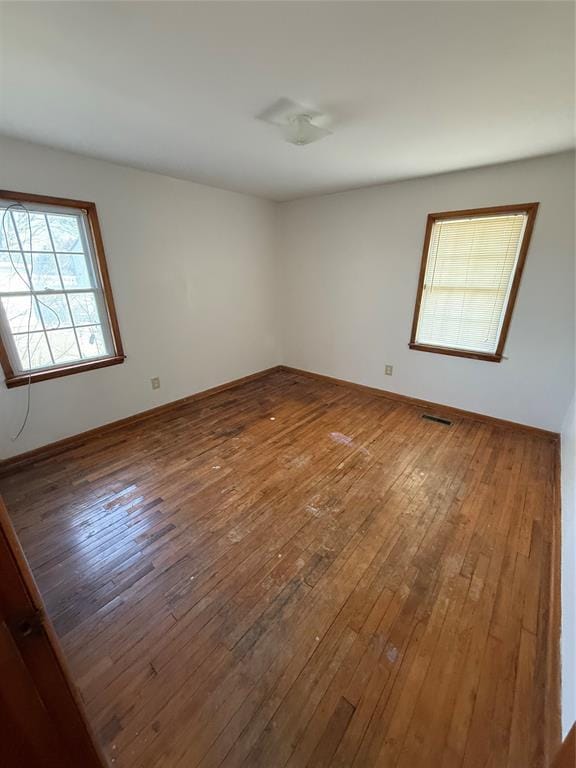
left=0, top=495, right=106, bottom=767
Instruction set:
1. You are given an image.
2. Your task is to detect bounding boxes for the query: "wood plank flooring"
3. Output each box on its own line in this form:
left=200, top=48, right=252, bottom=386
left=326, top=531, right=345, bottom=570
left=0, top=370, right=558, bottom=767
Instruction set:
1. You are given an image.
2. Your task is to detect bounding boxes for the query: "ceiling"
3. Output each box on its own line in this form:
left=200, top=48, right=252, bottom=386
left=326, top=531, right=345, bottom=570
left=0, top=1, right=574, bottom=201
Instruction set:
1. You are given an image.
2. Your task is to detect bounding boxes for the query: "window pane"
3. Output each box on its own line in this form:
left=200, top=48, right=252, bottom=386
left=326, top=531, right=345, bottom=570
left=47, top=213, right=83, bottom=252
left=0, top=212, right=19, bottom=250
left=417, top=289, right=506, bottom=353
left=38, top=293, right=72, bottom=330
left=26, top=253, right=62, bottom=291
left=14, top=331, right=52, bottom=370
left=46, top=328, right=80, bottom=364
left=1, top=296, right=42, bottom=334
left=68, top=292, right=100, bottom=326
left=0, top=251, right=29, bottom=293
left=77, top=325, right=108, bottom=359
left=11, top=211, right=53, bottom=252
left=57, top=252, right=92, bottom=289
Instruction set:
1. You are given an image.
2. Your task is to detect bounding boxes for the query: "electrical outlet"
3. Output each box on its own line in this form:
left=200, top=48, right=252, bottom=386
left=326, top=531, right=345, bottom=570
left=151, top=377, right=160, bottom=390
left=385, top=365, right=393, bottom=376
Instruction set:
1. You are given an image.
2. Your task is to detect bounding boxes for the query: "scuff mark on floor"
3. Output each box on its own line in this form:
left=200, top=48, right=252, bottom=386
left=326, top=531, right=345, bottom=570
left=330, top=431, right=353, bottom=445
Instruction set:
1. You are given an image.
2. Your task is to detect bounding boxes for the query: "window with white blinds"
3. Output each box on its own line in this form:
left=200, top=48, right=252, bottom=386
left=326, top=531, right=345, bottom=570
left=410, top=205, right=537, bottom=361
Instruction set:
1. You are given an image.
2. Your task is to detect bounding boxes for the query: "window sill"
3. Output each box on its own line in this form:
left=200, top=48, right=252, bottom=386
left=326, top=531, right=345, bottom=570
left=408, top=343, right=502, bottom=363
left=4, top=355, right=126, bottom=388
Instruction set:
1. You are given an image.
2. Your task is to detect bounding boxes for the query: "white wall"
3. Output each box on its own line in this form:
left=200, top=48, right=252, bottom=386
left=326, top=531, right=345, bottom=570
left=278, top=152, right=575, bottom=432
left=1, top=142, right=574, bottom=458
left=0, top=136, right=279, bottom=459
left=561, top=394, right=576, bottom=736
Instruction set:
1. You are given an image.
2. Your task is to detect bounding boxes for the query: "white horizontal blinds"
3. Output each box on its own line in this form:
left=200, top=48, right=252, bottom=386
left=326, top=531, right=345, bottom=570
left=415, top=212, right=527, bottom=354
left=0, top=202, right=114, bottom=373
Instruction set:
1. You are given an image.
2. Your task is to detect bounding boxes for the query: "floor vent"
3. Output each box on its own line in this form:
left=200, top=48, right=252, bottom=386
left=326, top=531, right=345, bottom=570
left=422, top=414, right=452, bottom=426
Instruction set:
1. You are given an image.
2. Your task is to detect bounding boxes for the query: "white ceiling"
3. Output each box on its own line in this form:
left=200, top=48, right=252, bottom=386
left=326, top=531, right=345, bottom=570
left=1, top=1, right=574, bottom=201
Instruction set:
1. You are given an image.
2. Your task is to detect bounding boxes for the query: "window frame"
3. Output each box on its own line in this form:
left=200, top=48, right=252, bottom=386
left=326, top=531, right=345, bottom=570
left=0, top=190, right=125, bottom=388
left=408, top=202, right=539, bottom=363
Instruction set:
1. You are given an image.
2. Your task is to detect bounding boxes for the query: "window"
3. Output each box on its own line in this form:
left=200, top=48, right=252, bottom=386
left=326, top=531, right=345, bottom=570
left=409, top=203, right=538, bottom=362
left=0, top=191, right=124, bottom=387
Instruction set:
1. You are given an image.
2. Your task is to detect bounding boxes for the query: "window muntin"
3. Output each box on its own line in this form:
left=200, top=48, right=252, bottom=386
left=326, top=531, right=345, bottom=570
left=0, top=193, right=123, bottom=385
left=410, top=204, right=538, bottom=361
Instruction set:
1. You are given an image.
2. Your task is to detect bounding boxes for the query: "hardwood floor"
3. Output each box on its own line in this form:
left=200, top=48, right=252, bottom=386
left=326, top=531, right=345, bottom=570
left=0, top=369, right=558, bottom=767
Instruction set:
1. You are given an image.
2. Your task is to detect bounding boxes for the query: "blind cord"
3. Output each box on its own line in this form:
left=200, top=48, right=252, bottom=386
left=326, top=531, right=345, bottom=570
left=2, top=203, right=69, bottom=439
left=2, top=202, right=33, bottom=440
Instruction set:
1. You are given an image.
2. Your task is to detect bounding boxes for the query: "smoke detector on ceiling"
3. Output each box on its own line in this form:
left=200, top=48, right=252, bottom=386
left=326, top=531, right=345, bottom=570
left=257, top=99, right=333, bottom=146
